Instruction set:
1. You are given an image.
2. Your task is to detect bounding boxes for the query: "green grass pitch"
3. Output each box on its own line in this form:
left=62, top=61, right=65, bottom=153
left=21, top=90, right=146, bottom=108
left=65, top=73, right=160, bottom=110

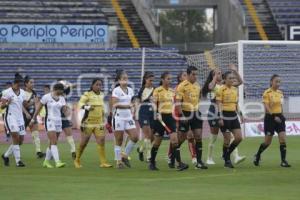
left=0, top=136, right=299, bottom=200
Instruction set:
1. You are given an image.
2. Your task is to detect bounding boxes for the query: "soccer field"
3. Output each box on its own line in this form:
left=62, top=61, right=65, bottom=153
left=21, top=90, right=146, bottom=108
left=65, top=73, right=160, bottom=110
left=0, top=136, right=299, bottom=200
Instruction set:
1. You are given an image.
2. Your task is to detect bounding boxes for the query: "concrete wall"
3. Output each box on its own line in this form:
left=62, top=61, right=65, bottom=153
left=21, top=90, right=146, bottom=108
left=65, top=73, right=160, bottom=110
left=150, top=0, right=248, bottom=45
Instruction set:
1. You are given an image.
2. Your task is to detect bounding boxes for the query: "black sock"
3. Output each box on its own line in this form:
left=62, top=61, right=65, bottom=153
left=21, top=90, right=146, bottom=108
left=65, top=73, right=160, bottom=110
left=175, top=147, right=182, bottom=163
left=170, top=145, right=178, bottom=165
left=280, top=143, right=287, bottom=162
left=256, top=143, right=269, bottom=157
left=225, top=143, right=238, bottom=161
left=222, top=145, right=227, bottom=159
left=150, top=146, right=159, bottom=164
left=195, top=141, right=203, bottom=163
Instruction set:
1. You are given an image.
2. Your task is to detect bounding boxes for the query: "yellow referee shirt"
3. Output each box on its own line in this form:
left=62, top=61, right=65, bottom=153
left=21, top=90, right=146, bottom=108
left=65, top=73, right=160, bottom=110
left=216, top=85, right=238, bottom=112
left=153, top=86, right=174, bottom=114
left=262, top=88, right=283, bottom=114
left=176, top=80, right=201, bottom=112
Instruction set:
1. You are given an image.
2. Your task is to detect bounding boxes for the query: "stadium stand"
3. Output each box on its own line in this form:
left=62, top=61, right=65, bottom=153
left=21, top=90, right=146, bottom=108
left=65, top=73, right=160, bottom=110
left=267, top=0, right=300, bottom=26
left=239, top=0, right=283, bottom=40
left=0, top=46, right=185, bottom=101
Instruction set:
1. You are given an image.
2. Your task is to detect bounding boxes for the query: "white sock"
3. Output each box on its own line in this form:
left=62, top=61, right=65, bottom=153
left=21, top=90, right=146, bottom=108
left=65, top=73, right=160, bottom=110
left=12, top=145, right=21, bottom=163
left=66, top=136, right=76, bottom=153
left=114, top=145, right=122, bottom=161
left=45, top=147, right=52, bottom=161
left=233, top=148, right=240, bottom=160
left=4, top=145, right=13, bottom=157
left=124, top=140, right=136, bottom=156
left=208, top=134, right=218, bottom=160
left=144, top=138, right=151, bottom=160
left=50, top=145, right=60, bottom=162
left=32, top=131, right=41, bottom=152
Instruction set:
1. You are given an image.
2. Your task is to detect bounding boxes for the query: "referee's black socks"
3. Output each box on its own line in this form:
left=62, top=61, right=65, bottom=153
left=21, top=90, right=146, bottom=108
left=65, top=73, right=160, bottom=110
left=150, top=146, right=159, bottom=164
left=280, top=143, right=287, bottom=162
left=256, top=143, right=269, bottom=157
left=224, top=142, right=238, bottom=161
left=195, top=141, right=203, bottom=163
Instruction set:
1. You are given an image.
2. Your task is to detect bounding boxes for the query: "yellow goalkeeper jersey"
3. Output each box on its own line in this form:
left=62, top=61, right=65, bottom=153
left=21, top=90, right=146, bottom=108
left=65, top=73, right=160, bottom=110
left=79, top=91, right=105, bottom=123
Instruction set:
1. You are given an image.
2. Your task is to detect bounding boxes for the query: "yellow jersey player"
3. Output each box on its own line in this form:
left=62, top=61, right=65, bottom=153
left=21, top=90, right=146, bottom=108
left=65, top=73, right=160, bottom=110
left=254, top=74, right=291, bottom=168
left=74, top=78, right=112, bottom=168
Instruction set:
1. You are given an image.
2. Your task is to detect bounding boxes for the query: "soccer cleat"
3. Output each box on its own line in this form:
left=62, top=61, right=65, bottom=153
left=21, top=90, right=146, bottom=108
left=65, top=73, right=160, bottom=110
left=206, top=158, right=216, bottom=165
left=36, top=152, right=46, bottom=159
left=234, top=156, right=246, bottom=165
left=224, top=160, right=234, bottom=169
left=137, top=147, right=144, bottom=162
left=168, top=162, right=175, bottom=169
left=280, top=161, right=291, bottom=168
left=74, top=159, right=82, bottom=168
left=177, top=162, right=189, bottom=171
left=100, top=163, right=113, bottom=168
left=55, top=161, right=66, bottom=168
left=192, top=157, right=198, bottom=165
left=116, top=162, right=126, bottom=169
left=253, top=154, right=261, bottom=166
left=43, top=160, right=54, bottom=168
left=149, top=162, right=159, bottom=171
left=195, top=161, right=208, bottom=170
left=2, top=154, right=9, bottom=166
left=71, top=152, right=76, bottom=160
left=121, top=157, right=131, bottom=168
left=16, top=161, right=26, bottom=167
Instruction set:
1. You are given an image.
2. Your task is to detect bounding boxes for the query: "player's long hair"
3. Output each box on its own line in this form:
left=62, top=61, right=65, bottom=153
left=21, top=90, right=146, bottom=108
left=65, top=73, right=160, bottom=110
left=202, top=70, right=215, bottom=98
left=141, top=71, right=154, bottom=88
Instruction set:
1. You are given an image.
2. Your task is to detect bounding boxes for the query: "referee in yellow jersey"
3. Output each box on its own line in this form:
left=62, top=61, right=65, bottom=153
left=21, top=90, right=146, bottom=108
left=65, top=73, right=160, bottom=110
left=254, top=74, right=291, bottom=167
left=216, top=71, right=244, bottom=168
left=74, top=78, right=112, bottom=168
left=176, top=65, right=208, bottom=169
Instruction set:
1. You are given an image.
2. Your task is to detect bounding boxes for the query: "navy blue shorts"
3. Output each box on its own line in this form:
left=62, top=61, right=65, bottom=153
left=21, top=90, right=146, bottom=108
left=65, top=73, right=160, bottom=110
left=207, top=104, right=219, bottom=128
left=62, top=119, right=73, bottom=129
left=138, top=105, right=154, bottom=129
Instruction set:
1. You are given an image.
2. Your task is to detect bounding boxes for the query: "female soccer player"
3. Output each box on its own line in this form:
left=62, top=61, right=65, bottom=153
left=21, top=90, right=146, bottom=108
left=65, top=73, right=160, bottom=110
left=0, top=81, right=12, bottom=141
left=136, top=71, right=155, bottom=162
left=58, top=79, right=76, bottom=160
left=23, top=76, right=45, bottom=158
left=253, top=74, right=291, bottom=167
left=74, top=78, right=112, bottom=168
left=149, top=72, right=188, bottom=171
left=176, top=65, right=207, bottom=169
left=112, top=71, right=138, bottom=169
left=31, top=83, right=67, bottom=168
left=202, top=67, right=245, bottom=165
left=216, top=71, right=244, bottom=168
left=1, top=73, right=30, bottom=167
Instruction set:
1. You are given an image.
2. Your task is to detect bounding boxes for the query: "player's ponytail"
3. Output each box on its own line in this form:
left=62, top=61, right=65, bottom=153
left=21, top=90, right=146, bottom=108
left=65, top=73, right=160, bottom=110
left=202, top=70, right=214, bottom=98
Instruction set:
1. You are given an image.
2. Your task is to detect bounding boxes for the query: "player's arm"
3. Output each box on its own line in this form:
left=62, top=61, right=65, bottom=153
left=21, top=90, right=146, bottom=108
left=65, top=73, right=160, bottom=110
left=208, top=70, right=218, bottom=90
left=229, top=64, right=243, bottom=87
left=216, top=88, right=224, bottom=126
left=175, top=84, right=184, bottom=117
left=262, top=92, right=272, bottom=114
left=0, top=91, right=11, bottom=109
left=31, top=100, right=43, bottom=123
left=22, top=101, right=31, bottom=119
left=78, top=92, right=93, bottom=111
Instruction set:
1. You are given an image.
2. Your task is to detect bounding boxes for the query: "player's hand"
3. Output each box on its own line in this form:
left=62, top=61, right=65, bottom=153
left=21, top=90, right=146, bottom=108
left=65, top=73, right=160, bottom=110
left=218, top=119, right=224, bottom=127
left=25, top=113, right=31, bottom=120
left=274, top=116, right=282, bottom=123
left=29, top=119, right=35, bottom=126
left=156, top=113, right=162, bottom=121
left=240, top=116, right=245, bottom=124
left=105, top=123, right=113, bottom=134
left=107, top=113, right=112, bottom=126
left=229, top=63, right=237, bottom=71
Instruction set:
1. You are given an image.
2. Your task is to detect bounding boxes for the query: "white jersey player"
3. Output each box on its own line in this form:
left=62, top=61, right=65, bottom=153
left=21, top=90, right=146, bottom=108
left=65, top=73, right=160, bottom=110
left=1, top=73, right=30, bottom=167
left=111, top=71, right=139, bottom=169
left=31, top=83, right=68, bottom=168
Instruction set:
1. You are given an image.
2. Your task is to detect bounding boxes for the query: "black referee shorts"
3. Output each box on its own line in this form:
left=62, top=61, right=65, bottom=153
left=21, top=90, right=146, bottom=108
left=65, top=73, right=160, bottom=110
left=264, top=113, right=286, bottom=136
left=178, top=111, right=203, bottom=133
left=153, top=114, right=176, bottom=137
left=220, top=111, right=241, bottom=133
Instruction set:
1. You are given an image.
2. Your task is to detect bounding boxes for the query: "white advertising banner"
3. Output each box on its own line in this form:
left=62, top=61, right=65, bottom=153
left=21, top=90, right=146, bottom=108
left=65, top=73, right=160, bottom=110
left=245, top=121, right=300, bottom=137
